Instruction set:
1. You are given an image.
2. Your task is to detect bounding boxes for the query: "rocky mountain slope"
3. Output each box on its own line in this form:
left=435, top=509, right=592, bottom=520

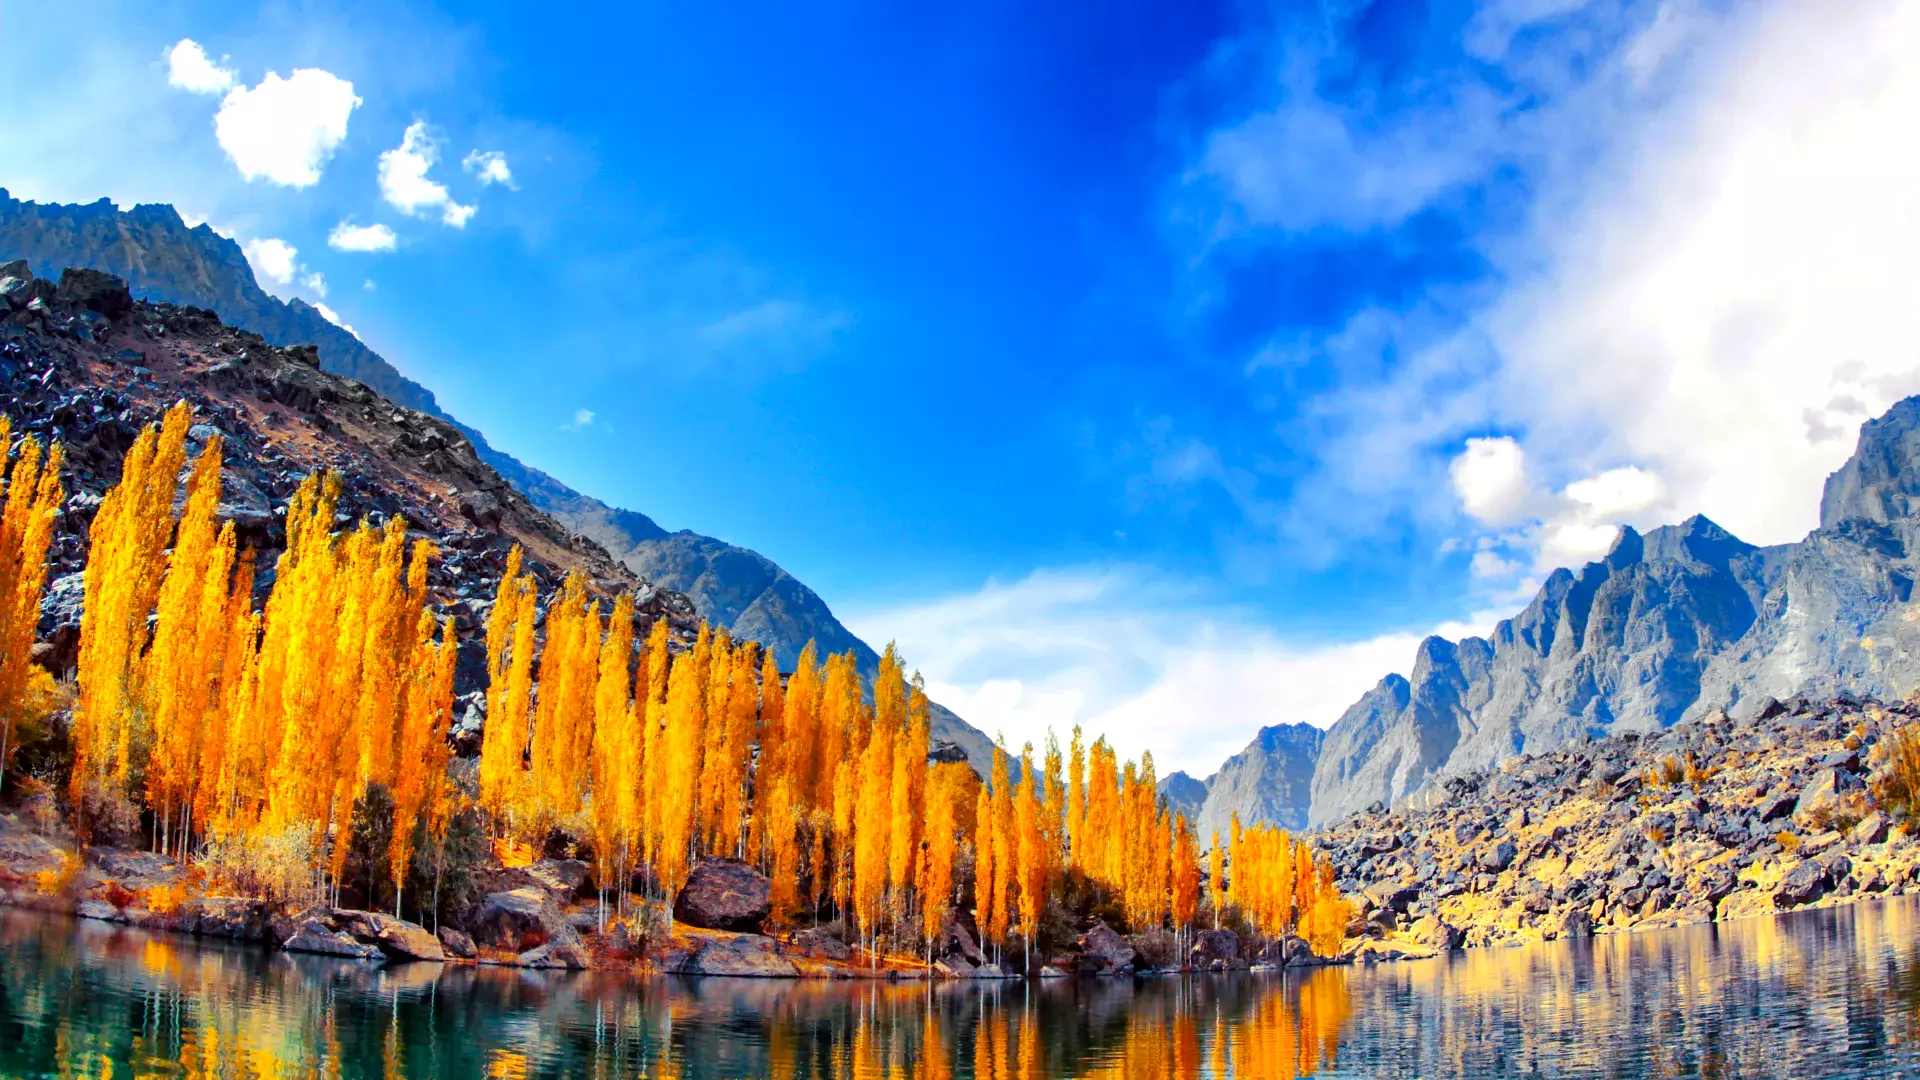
left=0, top=261, right=697, bottom=693
left=0, top=189, right=994, bottom=771
left=1318, top=693, right=1920, bottom=957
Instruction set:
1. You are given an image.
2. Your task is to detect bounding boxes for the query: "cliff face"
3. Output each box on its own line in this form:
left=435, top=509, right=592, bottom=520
left=0, top=189, right=996, bottom=769
left=1307, top=399, right=1920, bottom=826
left=1192, top=722, right=1324, bottom=840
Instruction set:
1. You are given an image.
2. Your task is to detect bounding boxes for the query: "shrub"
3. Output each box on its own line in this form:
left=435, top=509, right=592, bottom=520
left=99, top=879, right=138, bottom=908
left=197, top=826, right=320, bottom=904
left=1871, top=722, right=1920, bottom=825
left=1776, top=830, right=1801, bottom=853
left=141, top=881, right=191, bottom=914
left=34, top=850, right=80, bottom=896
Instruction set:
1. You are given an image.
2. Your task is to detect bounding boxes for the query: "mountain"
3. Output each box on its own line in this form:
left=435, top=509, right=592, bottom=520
left=1306, top=398, right=1920, bottom=825
left=1155, top=771, right=1208, bottom=824
left=1192, top=722, right=1324, bottom=840
left=0, top=188, right=996, bottom=772
left=0, top=261, right=698, bottom=695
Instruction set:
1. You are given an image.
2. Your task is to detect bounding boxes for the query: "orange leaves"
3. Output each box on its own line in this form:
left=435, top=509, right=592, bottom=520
left=478, top=547, right=537, bottom=824
left=74, top=401, right=192, bottom=805
left=0, top=413, right=62, bottom=784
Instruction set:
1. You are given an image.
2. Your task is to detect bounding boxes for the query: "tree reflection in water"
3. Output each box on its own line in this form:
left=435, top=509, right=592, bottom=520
left=6, top=899, right=1920, bottom=1078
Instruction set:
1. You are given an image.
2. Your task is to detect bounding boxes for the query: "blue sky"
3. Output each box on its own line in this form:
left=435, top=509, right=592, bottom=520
left=9, top=0, right=1920, bottom=774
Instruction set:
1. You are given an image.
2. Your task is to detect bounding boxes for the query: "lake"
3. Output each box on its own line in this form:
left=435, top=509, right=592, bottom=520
left=3, top=898, right=1918, bottom=1078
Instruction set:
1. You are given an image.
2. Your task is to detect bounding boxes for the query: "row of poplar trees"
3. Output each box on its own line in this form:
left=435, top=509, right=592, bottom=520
left=0, top=403, right=1348, bottom=960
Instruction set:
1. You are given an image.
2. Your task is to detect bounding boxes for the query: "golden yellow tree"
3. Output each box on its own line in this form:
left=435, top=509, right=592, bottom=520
left=478, top=546, right=537, bottom=827
left=141, top=436, right=238, bottom=854
left=888, top=669, right=929, bottom=928
left=1208, top=831, right=1225, bottom=930
left=589, top=594, right=638, bottom=920
left=389, top=610, right=457, bottom=916
left=1013, top=745, right=1043, bottom=969
left=0, top=416, right=62, bottom=789
left=1171, top=814, right=1199, bottom=949
left=919, top=760, right=967, bottom=957
left=73, top=401, right=192, bottom=815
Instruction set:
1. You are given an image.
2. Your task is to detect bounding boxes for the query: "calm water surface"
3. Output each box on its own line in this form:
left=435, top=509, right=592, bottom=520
left=4, top=899, right=1920, bottom=1078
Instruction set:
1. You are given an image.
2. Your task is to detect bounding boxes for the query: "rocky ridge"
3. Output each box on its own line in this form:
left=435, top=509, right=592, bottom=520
left=0, top=259, right=698, bottom=689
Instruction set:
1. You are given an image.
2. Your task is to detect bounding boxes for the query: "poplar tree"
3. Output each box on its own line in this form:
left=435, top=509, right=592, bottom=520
left=73, top=402, right=193, bottom=815
left=0, top=416, right=62, bottom=791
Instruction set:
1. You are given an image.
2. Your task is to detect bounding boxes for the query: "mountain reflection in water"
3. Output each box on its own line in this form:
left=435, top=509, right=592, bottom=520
left=5, top=898, right=1920, bottom=1078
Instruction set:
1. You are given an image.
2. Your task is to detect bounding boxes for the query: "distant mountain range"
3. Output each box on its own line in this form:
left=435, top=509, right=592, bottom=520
left=1174, top=394, right=1920, bottom=832
left=0, top=188, right=994, bottom=773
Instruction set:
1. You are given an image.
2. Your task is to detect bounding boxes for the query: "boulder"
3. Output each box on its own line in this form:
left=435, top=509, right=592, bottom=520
left=1793, top=768, right=1857, bottom=823
left=525, top=858, right=592, bottom=902
left=1187, top=928, right=1243, bottom=970
left=1072, top=920, right=1136, bottom=977
left=672, top=858, right=772, bottom=932
left=1408, top=915, right=1463, bottom=951
left=468, top=887, right=586, bottom=957
left=1775, top=860, right=1829, bottom=908
left=1853, top=810, right=1890, bottom=846
left=790, top=927, right=851, bottom=963
left=668, top=933, right=800, bottom=977
left=437, top=926, right=477, bottom=960
left=338, top=911, right=445, bottom=962
left=1038, top=964, right=1068, bottom=978
left=284, top=919, right=383, bottom=961
left=516, top=941, right=590, bottom=969
left=930, top=920, right=987, bottom=974
left=56, top=268, right=133, bottom=320
left=1480, top=840, right=1518, bottom=873
left=1560, top=908, right=1593, bottom=940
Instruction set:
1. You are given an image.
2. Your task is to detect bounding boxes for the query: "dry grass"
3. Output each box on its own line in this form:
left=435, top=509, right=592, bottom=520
left=1776, top=830, right=1801, bottom=853
left=1872, top=721, right=1920, bottom=824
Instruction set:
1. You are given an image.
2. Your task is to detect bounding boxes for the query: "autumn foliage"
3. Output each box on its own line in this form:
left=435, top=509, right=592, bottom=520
left=13, top=401, right=1352, bottom=962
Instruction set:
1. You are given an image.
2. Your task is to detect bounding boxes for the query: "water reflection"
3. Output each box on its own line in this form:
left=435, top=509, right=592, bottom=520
left=4, top=899, right=1920, bottom=1077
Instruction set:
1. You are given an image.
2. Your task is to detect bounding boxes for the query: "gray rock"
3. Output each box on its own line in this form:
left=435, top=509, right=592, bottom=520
left=284, top=919, right=383, bottom=961
left=1775, top=860, right=1829, bottom=907
left=667, top=934, right=798, bottom=977
left=1195, top=722, right=1325, bottom=838
left=673, top=858, right=772, bottom=932
left=1480, top=840, right=1518, bottom=873
left=1072, top=920, right=1136, bottom=977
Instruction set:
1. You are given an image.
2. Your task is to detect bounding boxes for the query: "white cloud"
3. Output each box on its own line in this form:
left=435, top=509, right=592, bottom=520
left=463, top=149, right=515, bottom=188
left=1449, top=436, right=1532, bottom=525
left=328, top=221, right=397, bottom=252
left=379, top=121, right=476, bottom=227
left=313, top=301, right=358, bottom=338
left=242, top=237, right=298, bottom=286
left=166, top=39, right=234, bottom=95
left=301, top=271, right=327, bottom=298
left=560, top=408, right=595, bottom=431
left=214, top=69, right=360, bottom=187
left=845, top=567, right=1493, bottom=777
left=1478, top=0, right=1920, bottom=551
left=1563, top=467, right=1666, bottom=521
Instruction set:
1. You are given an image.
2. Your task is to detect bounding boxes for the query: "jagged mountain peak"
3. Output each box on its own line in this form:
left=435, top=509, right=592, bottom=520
left=1821, top=394, right=1920, bottom=530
